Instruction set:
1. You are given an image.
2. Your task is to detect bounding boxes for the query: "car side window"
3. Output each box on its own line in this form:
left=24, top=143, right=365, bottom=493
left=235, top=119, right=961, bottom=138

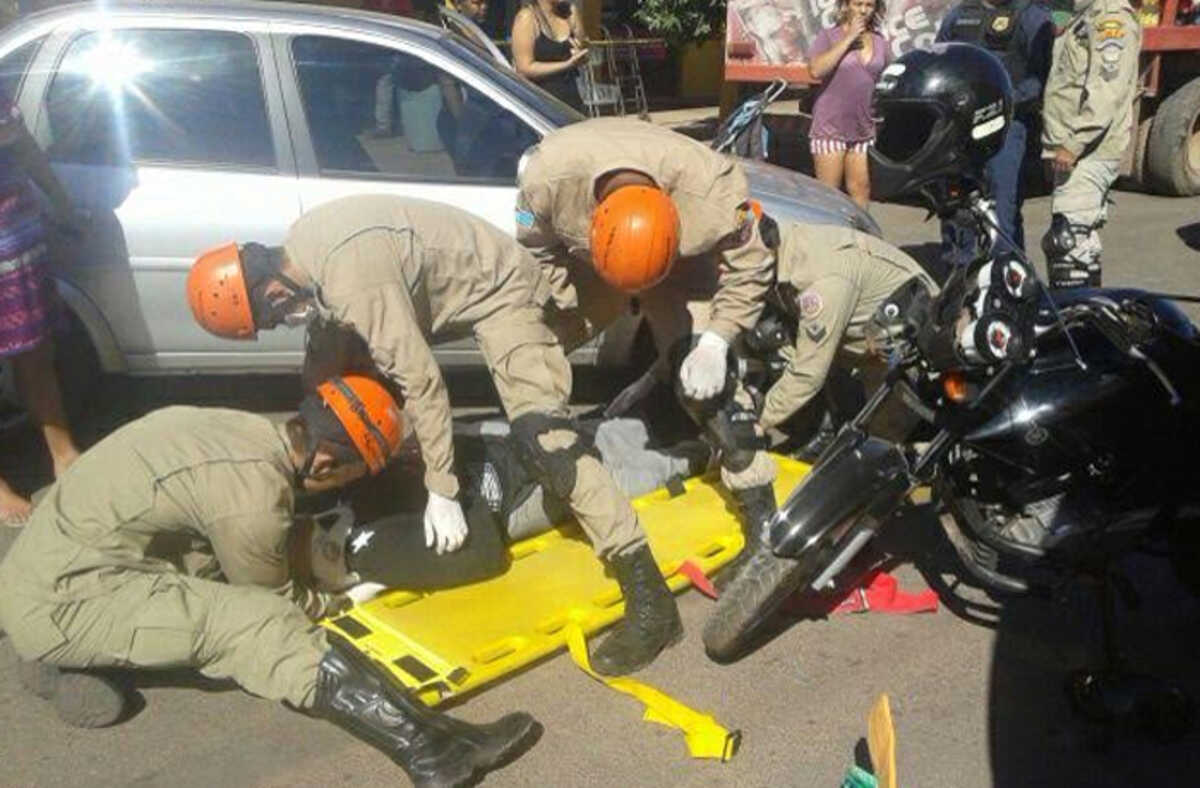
left=0, top=36, right=46, bottom=100
left=45, top=29, right=274, bottom=169
left=291, top=35, right=537, bottom=183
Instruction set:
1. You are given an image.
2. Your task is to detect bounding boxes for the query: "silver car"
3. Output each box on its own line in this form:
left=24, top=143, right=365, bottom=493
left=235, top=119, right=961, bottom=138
left=0, top=0, right=878, bottom=407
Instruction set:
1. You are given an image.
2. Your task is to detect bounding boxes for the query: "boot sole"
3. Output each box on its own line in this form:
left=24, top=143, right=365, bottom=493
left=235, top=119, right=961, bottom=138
left=591, top=622, right=685, bottom=678
left=415, top=718, right=542, bottom=788
left=477, top=716, right=541, bottom=770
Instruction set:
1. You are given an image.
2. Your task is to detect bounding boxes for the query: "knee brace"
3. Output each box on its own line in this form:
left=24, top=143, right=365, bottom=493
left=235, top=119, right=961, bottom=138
left=508, top=412, right=600, bottom=500
left=1042, top=213, right=1102, bottom=289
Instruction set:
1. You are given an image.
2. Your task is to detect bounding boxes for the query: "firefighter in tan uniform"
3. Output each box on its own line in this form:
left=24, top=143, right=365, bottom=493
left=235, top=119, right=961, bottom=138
left=0, top=375, right=539, bottom=787
left=187, top=195, right=681, bottom=676
left=1040, top=0, right=1140, bottom=288
left=757, top=220, right=937, bottom=433
left=515, top=117, right=781, bottom=552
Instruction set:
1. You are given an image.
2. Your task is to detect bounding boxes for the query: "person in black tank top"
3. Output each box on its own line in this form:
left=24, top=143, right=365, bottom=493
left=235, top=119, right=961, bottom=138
left=512, top=0, right=588, bottom=112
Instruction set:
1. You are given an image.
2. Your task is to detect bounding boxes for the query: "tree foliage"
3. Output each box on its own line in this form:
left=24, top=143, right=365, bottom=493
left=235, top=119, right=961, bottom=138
left=634, top=0, right=726, bottom=49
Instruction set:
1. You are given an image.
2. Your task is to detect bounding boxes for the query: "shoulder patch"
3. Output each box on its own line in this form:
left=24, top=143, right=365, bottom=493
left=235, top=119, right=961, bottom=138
left=798, top=288, right=824, bottom=320
left=515, top=208, right=536, bottom=229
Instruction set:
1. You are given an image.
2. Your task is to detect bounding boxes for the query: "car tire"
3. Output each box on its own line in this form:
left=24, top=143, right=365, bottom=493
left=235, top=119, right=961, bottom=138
left=1146, top=77, right=1200, bottom=196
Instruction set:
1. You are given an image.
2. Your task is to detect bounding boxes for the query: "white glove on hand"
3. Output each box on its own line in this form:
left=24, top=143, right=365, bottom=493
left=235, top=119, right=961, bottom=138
left=344, top=581, right=387, bottom=605
left=679, top=331, right=729, bottom=400
left=424, top=491, right=469, bottom=554
left=604, top=366, right=659, bottom=418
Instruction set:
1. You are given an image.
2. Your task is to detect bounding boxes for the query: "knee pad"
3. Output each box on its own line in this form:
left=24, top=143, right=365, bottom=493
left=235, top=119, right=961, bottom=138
left=713, top=406, right=764, bottom=474
left=1042, top=213, right=1102, bottom=289
left=509, top=412, right=599, bottom=500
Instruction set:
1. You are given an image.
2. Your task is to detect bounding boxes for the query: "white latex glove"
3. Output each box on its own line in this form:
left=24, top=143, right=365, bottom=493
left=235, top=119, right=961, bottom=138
left=604, top=366, right=659, bottom=418
left=423, top=491, right=469, bottom=554
left=343, top=581, right=387, bottom=605
left=678, top=331, right=729, bottom=400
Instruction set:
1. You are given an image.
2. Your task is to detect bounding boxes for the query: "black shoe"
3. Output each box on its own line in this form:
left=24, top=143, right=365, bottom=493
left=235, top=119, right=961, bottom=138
left=717, top=484, right=778, bottom=587
left=314, top=636, right=539, bottom=788
left=591, top=544, right=684, bottom=676
left=19, top=661, right=127, bottom=728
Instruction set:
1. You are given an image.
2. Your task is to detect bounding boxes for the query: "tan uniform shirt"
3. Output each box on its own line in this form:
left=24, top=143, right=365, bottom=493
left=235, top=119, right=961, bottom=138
left=0, top=407, right=330, bottom=619
left=760, top=223, right=935, bottom=430
left=1042, top=0, right=1140, bottom=160
left=284, top=195, right=551, bottom=499
left=515, top=117, right=774, bottom=343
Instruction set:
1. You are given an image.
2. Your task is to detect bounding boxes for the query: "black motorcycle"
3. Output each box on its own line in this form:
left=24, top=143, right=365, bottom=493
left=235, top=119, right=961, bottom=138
left=703, top=194, right=1200, bottom=675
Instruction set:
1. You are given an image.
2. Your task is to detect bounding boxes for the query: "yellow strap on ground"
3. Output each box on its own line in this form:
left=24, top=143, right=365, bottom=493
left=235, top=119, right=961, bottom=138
left=564, top=621, right=741, bottom=762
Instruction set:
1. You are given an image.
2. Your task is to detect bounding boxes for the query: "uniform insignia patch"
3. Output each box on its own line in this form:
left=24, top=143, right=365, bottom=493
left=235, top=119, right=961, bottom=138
left=515, top=209, right=535, bottom=228
left=731, top=203, right=758, bottom=246
left=1098, top=38, right=1125, bottom=79
left=1095, top=19, right=1125, bottom=40
left=991, top=15, right=1011, bottom=33
left=798, top=288, right=824, bottom=319
left=805, top=323, right=827, bottom=342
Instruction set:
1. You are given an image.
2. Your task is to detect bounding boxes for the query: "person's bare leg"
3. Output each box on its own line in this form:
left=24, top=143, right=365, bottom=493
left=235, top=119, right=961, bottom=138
left=12, top=339, right=80, bottom=477
left=813, top=149, right=847, bottom=196
left=844, top=150, right=872, bottom=211
left=0, top=475, right=31, bottom=523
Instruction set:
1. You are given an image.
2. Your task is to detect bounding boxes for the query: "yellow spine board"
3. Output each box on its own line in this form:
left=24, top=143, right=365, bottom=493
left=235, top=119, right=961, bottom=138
left=322, top=455, right=811, bottom=707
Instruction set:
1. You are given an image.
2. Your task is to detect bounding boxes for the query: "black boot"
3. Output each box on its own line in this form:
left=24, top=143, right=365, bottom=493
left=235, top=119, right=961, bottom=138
left=717, top=484, right=778, bottom=585
left=18, top=660, right=127, bottom=728
left=313, top=636, right=539, bottom=788
left=591, top=544, right=684, bottom=676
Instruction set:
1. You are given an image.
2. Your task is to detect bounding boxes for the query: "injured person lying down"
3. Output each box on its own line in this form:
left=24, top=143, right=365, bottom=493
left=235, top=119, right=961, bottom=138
left=295, top=417, right=714, bottom=595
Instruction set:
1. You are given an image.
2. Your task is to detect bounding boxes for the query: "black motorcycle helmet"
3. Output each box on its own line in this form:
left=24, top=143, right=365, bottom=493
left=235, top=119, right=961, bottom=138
left=870, top=43, right=1014, bottom=214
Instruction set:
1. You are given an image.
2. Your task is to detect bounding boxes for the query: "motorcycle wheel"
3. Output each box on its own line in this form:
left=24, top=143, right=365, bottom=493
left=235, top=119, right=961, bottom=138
left=702, top=544, right=817, bottom=664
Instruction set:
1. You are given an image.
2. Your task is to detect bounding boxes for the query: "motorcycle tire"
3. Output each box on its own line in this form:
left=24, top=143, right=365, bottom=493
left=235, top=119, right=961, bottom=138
left=702, top=545, right=816, bottom=664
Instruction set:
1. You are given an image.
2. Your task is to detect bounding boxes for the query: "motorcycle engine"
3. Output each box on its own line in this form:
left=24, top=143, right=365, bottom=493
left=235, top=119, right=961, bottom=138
left=988, top=493, right=1093, bottom=552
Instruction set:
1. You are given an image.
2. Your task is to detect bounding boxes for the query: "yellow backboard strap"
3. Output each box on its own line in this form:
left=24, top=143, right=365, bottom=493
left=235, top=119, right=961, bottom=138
left=565, top=620, right=740, bottom=762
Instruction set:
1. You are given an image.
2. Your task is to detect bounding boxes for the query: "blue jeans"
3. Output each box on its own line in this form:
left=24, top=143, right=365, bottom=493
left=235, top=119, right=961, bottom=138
left=941, top=117, right=1029, bottom=266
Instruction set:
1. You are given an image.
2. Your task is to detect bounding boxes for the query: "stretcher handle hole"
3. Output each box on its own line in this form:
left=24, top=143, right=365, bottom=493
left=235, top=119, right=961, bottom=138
left=472, top=636, right=526, bottom=665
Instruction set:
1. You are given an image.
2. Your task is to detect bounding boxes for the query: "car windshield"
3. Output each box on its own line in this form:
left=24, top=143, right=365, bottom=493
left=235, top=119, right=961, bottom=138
left=438, top=33, right=584, bottom=129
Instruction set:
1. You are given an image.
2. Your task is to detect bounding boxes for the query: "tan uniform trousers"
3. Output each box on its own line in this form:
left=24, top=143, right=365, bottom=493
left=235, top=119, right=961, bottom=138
left=541, top=254, right=777, bottom=494
left=0, top=571, right=327, bottom=709
left=1048, top=157, right=1120, bottom=278
left=477, top=304, right=645, bottom=559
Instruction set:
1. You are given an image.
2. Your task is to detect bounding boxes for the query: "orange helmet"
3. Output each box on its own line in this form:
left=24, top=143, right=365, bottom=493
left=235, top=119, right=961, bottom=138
left=187, top=242, right=256, bottom=340
left=590, top=185, right=680, bottom=292
left=314, top=374, right=404, bottom=475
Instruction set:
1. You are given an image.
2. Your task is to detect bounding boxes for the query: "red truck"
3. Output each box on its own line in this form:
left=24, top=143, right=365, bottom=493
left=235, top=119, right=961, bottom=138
left=724, top=0, right=1200, bottom=195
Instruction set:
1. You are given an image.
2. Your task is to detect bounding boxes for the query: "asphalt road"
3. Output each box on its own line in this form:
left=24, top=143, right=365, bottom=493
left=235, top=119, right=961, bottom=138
left=2, top=191, right=1200, bottom=788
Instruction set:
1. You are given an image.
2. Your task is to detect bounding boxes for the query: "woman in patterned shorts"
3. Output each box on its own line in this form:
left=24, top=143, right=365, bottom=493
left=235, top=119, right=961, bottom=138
left=806, top=0, right=889, bottom=211
left=0, top=87, right=83, bottom=524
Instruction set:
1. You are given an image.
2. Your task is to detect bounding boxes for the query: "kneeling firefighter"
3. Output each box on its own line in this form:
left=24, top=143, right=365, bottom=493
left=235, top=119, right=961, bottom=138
left=0, top=375, right=540, bottom=787
left=188, top=195, right=680, bottom=676
left=515, top=117, right=781, bottom=563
